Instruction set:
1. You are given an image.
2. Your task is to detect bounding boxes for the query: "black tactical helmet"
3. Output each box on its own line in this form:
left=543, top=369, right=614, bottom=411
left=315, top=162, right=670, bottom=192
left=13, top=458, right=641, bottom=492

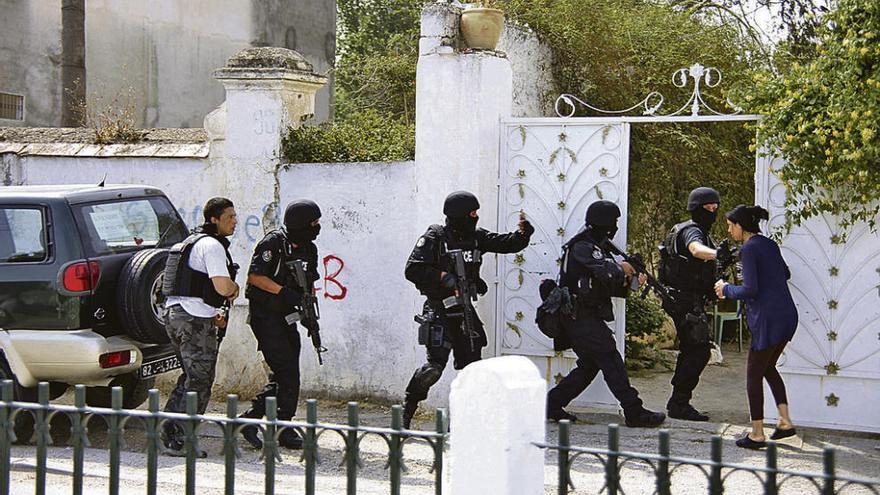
left=443, top=191, right=480, bottom=218
left=283, top=200, right=321, bottom=230
left=584, top=200, right=620, bottom=227
left=687, top=187, right=721, bottom=211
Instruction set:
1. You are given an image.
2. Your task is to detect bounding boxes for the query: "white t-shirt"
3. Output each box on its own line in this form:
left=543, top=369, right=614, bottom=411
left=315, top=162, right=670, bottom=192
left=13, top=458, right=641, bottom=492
left=165, top=236, right=231, bottom=318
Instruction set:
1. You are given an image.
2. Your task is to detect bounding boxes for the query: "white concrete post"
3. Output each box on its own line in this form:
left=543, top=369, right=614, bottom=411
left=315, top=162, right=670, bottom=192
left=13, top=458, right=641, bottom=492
left=448, top=356, right=546, bottom=494
left=414, top=2, right=514, bottom=377
left=415, top=3, right=513, bottom=234
left=207, top=48, right=328, bottom=398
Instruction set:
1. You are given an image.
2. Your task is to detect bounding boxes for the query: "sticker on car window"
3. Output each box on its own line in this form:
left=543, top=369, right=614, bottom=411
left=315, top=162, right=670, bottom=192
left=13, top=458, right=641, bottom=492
left=89, top=210, right=132, bottom=241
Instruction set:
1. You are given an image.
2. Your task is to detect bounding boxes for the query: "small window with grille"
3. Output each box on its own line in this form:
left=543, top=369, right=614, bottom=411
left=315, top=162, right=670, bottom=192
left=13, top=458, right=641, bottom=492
left=0, top=92, right=24, bottom=121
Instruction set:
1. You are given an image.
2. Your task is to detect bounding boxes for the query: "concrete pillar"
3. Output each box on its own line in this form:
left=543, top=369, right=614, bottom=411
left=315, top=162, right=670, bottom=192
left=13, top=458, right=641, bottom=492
left=415, top=3, right=512, bottom=233
left=448, top=356, right=546, bottom=494
left=205, top=48, right=327, bottom=398
left=414, top=2, right=514, bottom=371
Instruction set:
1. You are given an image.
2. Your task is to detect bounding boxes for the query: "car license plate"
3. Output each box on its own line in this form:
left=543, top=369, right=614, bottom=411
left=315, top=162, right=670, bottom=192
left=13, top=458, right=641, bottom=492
left=138, top=355, right=181, bottom=379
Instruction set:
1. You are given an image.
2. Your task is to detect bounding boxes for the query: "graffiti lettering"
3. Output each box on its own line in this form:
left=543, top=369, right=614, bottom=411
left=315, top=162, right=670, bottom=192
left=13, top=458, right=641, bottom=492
left=322, top=254, right=347, bottom=300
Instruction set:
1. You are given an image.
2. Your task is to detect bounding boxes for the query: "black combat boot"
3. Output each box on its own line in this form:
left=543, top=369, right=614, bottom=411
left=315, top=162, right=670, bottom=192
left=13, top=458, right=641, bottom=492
left=402, top=400, right=418, bottom=429
left=547, top=407, right=578, bottom=423
left=667, top=402, right=710, bottom=422
left=240, top=424, right=263, bottom=450
left=279, top=428, right=303, bottom=450
left=624, top=407, right=666, bottom=428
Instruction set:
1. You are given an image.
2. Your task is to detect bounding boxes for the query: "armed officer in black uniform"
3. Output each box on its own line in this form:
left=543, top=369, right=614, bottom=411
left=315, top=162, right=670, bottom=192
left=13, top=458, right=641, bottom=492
left=237, top=200, right=322, bottom=450
left=659, top=187, right=720, bottom=422
left=546, top=200, right=666, bottom=428
left=402, top=191, right=534, bottom=429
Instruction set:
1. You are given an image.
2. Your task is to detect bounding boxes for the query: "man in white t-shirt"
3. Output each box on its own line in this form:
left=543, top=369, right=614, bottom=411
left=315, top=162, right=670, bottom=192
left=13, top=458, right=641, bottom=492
left=160, top=197, right=239, bottom=456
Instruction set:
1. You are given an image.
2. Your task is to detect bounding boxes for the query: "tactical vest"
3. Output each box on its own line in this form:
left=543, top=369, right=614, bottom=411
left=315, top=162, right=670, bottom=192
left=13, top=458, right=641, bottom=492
left=163, top=233, right=236, bottom=308
left=658, top=220, right=715, bottom=294
left=430, top=224, right=483, bottom=283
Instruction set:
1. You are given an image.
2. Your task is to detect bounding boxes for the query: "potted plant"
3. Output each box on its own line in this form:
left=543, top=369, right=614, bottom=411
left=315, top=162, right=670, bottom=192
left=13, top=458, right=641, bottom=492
left=460, top=0, right=505, bottom=50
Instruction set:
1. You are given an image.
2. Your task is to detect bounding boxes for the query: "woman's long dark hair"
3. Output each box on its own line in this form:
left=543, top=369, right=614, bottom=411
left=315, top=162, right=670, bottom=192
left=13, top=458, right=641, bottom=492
left=725, top=204, right=769, bottom=234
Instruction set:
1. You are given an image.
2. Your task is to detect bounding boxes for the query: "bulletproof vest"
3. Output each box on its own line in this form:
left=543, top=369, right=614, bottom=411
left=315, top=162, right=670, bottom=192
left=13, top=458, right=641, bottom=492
left=163, top=233, right=236, bottom=308
left=658, top=221, right=715, bottom=294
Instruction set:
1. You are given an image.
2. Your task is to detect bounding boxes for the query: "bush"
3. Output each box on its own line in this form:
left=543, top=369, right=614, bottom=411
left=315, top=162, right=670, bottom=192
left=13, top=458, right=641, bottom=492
left=625, top=293, right=673, bottom=372
left=747, top=0, right=880, bottom=230
left=281, top=109, right=415, bottom=163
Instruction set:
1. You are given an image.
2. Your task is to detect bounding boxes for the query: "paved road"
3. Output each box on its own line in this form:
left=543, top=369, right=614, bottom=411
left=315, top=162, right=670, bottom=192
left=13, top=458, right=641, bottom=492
left=7, top=344, right=880, bottom=494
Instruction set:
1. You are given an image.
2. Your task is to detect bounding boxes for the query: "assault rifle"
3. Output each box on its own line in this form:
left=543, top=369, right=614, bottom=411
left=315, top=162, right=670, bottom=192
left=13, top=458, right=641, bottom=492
left=286, top=259, right=327, bottom=365
left=715, top=239, right=738, bottom=282
left=602, top=240, right=677, bottom=306
left=445, top=249, right=481, bottom=353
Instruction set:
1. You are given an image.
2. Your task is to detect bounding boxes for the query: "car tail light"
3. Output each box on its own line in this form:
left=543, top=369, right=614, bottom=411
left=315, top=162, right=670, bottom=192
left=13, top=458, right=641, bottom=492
left=99, top=350, right=132, bottom=369
left=62, top=261, right=100, bottom=293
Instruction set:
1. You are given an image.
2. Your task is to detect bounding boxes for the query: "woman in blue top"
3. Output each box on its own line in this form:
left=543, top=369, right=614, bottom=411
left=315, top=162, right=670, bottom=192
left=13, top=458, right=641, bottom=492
left=715, top=205, right=798, bottom=450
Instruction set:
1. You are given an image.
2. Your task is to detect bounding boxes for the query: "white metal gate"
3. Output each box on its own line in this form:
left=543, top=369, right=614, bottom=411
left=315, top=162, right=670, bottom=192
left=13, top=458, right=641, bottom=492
left=494, top=62, right=880, bottom=431
left=495, top=120, right=630, bottom=408
left=756, top=155, right=880, bottom=432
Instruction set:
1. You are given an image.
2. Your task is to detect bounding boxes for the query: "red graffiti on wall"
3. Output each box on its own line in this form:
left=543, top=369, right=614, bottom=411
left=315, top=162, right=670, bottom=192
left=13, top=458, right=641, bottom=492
left=320, top=254, right=347, bottom=300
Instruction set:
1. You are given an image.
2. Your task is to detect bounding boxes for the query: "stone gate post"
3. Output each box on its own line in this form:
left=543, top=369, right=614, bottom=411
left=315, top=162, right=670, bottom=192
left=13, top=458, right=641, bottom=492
left=447, top=355, right=546, bottom=494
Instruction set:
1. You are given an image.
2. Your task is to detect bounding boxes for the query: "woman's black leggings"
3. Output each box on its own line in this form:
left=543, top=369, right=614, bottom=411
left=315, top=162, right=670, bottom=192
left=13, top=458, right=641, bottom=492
left=747, top=342, right=789, bottom=421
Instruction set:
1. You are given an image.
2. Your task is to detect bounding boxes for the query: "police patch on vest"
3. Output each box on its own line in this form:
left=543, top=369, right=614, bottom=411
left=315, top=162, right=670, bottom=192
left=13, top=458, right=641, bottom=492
left=593, top=249, right=604, bottom=260
left=262, top=250, right=272, bottom=262
left=416, top=237, right=426, bottom=248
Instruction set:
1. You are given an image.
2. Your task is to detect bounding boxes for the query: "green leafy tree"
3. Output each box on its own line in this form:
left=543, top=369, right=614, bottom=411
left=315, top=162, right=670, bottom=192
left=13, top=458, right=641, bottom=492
left=335, top=0, right=423, bottom=124
left=747, top=0, right=880, bottom=230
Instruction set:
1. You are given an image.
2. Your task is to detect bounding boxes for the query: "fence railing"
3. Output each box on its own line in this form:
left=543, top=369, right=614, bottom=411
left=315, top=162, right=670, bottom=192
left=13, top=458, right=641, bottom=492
left=0, top=380, right=447, bottom=495
left=537, top=421, right=880, bottom=495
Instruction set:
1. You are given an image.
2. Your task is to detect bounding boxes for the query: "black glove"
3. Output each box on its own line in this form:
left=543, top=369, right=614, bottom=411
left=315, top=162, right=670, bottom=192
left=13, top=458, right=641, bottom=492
left=520, top=219, right=535, bottom=236
left=278, top=286, right=301, bottom=307
left=440, top=272, right=458, bottom=290
left=476, top=278, right=489, bottom=296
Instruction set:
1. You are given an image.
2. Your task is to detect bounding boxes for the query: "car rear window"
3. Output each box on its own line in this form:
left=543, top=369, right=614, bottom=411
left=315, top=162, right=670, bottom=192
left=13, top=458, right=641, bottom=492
left=73, top=197, right=187, bottom=256
left=0, top=207, right=47, bottom=263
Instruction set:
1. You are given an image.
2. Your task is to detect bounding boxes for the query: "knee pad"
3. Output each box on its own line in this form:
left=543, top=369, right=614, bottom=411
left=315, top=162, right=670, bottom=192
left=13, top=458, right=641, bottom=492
left=413, top=363, right=444, bottom=390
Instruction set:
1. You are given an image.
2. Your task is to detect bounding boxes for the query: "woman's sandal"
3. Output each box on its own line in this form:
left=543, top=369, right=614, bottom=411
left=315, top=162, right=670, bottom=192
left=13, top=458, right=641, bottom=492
left=736, top=434, right=767, bottom=450
left=770, top=427, right=797, bottom=440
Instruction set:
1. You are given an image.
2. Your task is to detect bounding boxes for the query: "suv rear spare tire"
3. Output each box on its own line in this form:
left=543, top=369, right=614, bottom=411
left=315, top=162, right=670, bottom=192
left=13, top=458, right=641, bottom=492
left=118, top=248, right=169, bottom=344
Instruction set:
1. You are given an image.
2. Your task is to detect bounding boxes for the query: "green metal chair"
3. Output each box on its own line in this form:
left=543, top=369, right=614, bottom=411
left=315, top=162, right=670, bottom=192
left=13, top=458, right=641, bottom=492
left=713, top=301, right=743, bottom=352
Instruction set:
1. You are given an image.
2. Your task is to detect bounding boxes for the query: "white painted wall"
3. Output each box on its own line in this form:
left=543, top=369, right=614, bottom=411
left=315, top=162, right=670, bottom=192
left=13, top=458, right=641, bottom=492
left=1, top=150, right=424, bottom=401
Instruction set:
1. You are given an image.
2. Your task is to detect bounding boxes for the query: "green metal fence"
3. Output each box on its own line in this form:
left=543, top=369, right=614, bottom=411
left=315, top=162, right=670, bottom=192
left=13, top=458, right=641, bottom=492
left=0, top=380, right=446, bottom=495
left=538, top=421, right=880, bottom=495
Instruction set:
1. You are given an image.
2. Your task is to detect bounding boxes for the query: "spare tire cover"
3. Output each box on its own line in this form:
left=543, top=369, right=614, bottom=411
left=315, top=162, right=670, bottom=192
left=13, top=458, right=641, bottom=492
left=117, top=248, right=169, bottom=344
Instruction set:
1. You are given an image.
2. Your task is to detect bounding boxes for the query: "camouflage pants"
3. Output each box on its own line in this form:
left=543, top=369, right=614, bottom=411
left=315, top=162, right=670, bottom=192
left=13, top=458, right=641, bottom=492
left=162, top=305, right=218, bottom=418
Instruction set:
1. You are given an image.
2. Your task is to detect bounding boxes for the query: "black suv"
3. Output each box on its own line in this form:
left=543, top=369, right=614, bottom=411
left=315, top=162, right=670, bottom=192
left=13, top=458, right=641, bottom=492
left=0, top=184, right=189, bottom=410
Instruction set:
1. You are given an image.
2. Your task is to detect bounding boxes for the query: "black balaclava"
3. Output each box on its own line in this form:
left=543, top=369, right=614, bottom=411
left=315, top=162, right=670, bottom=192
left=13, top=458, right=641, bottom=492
left=687, top=187, right=721, bottom=230
left=584, top=200, right=621, bottom=240
left=443, top=191, right=480, bottom=235
left=284, top=200, right=322, bottom=244
left=726, top=204, right=769, bottom=234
